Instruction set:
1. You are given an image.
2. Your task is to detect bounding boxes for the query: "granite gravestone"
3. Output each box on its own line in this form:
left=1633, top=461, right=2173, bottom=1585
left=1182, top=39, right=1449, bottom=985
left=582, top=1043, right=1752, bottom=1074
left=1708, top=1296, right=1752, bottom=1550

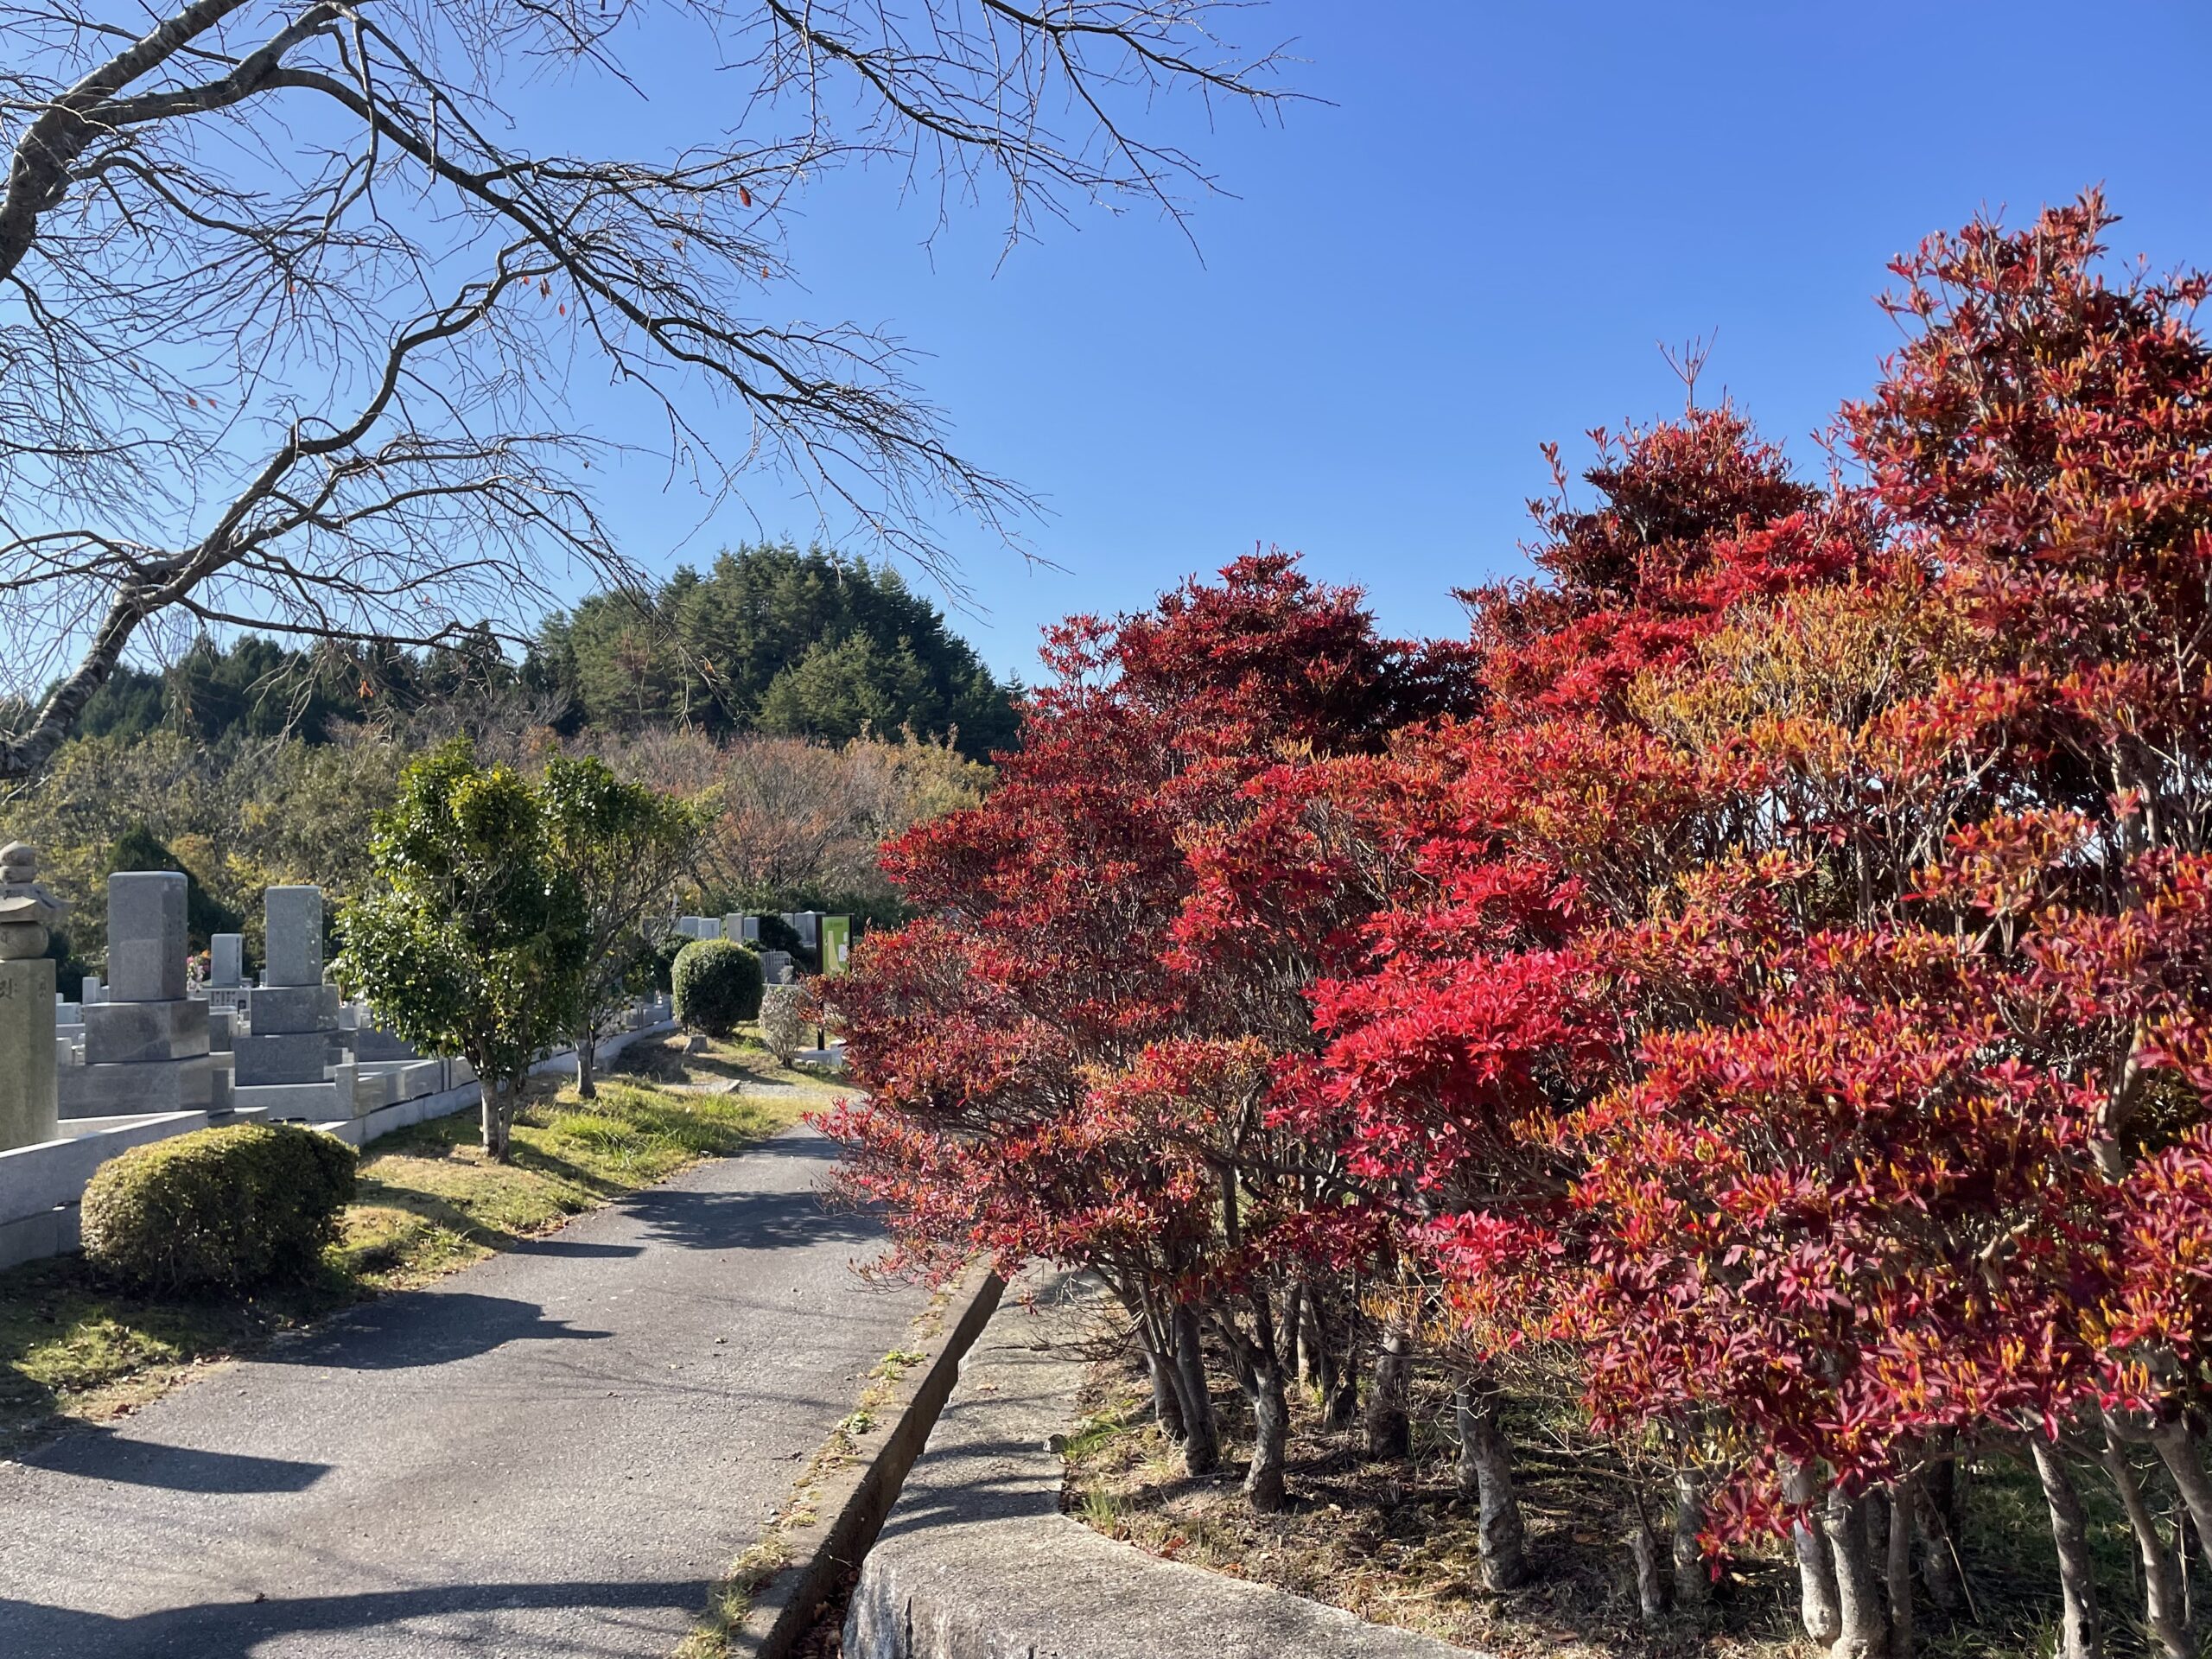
left=67, top=871, right=212, bottom=1116
left=236, top=887, right=350, bottom=1107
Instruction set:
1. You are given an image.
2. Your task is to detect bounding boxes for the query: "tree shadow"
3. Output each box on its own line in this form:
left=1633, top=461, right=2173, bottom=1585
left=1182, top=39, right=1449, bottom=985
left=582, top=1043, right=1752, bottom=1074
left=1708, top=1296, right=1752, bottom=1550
left=504, top=1237, right=644, bottom=1259
left=20, top=1430, right=330, bottom=1494
left=260, top=1292, right=611, bottom=1371
left=0, top=1577, right=704, bottom=1659
left=616, top=1176, right=880, bottom=1255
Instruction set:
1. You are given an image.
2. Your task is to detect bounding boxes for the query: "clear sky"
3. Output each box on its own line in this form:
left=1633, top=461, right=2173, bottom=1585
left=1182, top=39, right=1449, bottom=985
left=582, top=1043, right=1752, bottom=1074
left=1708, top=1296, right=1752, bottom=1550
left=570, top=1, right=2212, bottom=682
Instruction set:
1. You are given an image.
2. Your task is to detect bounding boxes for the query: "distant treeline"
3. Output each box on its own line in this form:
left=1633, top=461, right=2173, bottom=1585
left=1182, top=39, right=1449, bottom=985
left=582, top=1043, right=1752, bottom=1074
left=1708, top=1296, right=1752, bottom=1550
left=62, top=545, right=1021, bottom=761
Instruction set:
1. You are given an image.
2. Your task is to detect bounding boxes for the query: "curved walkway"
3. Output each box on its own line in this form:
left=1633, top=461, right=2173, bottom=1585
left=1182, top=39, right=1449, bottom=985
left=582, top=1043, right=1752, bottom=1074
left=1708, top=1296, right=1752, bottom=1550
left=0, top=1126, right=925, bottom=1659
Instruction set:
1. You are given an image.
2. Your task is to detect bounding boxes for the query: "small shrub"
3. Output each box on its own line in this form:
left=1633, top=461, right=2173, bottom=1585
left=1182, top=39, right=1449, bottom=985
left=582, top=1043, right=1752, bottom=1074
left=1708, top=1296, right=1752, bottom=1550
left=760, top=982, right=810, bottom=1061
left=672, top=938, right=766, bottom=1036
left=82, top=1122, right=357, bottom=1295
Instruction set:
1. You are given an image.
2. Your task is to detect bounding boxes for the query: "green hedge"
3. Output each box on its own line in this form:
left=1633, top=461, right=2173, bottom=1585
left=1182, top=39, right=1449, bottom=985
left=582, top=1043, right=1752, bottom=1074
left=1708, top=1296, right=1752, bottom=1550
left=82, top=1122, right=357, bottom=1295
left=671, top=938, right=766, bottom=1036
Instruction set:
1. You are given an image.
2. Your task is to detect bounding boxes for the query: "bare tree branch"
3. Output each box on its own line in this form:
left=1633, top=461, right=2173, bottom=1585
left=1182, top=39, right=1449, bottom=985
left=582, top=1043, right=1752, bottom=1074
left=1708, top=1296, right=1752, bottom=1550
left=0, top=0, right=1289, bottom=779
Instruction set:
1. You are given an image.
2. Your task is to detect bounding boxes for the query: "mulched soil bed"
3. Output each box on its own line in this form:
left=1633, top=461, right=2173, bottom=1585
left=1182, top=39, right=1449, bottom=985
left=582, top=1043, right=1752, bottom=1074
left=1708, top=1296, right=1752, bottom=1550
left=1060, top=1338, right=2077, bottom=1659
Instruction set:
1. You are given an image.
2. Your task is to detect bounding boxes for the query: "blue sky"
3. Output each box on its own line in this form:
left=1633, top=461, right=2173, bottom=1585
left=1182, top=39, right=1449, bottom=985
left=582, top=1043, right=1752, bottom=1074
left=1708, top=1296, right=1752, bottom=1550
left=576, top=1, right=2212, bottom=681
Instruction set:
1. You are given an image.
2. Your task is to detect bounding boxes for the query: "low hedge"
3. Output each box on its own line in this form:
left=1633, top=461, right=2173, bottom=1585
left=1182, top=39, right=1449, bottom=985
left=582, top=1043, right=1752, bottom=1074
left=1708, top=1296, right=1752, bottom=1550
left=82, top=1122, right=357, bottom=1295
left=672, top=938, right=766, bottom=1036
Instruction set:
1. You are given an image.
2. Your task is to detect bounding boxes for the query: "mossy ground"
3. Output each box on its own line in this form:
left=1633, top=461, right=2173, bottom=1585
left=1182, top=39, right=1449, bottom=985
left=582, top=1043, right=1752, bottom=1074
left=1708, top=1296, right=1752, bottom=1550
left=1064, top=1343, right=2183, bottom=1659
left=0, top=1033, right=846, bottom=1448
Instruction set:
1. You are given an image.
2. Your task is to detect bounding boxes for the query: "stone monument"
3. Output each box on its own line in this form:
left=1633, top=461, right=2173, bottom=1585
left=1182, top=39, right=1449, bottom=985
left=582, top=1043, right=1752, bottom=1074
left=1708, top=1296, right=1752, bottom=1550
left=0, top=841, right=65, bottom=1150
left=235, top=887, right=353, bottom=1116
left=67, top=870, right=213, bottom=1116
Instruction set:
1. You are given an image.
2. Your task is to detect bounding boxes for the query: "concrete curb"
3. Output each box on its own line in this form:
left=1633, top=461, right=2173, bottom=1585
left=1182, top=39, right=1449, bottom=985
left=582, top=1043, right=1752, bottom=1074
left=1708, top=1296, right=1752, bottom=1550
left=728, top=1263, right=1007, bottom=1659
left=845, top=1271, right=1488, bottom=1659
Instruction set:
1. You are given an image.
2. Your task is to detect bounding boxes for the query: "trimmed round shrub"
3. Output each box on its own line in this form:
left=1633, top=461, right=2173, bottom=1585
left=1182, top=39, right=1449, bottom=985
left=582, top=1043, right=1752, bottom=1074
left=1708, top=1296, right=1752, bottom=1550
left=759, top=982, right=810, bottom=1062
left=82, top=1122, right=357, bottom=1295
left=671, top=938, right=766, bottom=1036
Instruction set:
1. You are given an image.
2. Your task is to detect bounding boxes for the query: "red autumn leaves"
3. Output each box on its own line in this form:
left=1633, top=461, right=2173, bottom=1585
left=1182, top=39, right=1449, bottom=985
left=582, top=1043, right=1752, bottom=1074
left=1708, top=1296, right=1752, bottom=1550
left=820, top=189, right=2212, bottom=1649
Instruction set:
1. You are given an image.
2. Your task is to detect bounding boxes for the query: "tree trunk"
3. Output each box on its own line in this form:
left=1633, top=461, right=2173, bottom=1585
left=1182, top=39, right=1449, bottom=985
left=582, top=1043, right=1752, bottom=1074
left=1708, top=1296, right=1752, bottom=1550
left=576, top=1027, right=599, bottom=1101
left=1320, top=1301, right=1358, bottom=1431
left=1821, top=1486, right=1890, bottom=1659
left=1885, top=1480, right=1915, bottom=1659
left=479, top=1076, right=510, bottom=1161
left=1364, top=1325, right=1412, bottom=1460
left=2099, top=1434, right=2190, bottom=1659
left=1246, top=1357, right=1289, bottom=1513
left=1916, top=1465, right=1967, bottom=1617
left=1628, top=1503, right=1669, bottom=1623
left=1785, top=1460, right=1843, bottom=1646
left=1283, top=1282, right=1306, bottom=1385
left=1455, top=1379, right=1529, bottom=1590
left=2031, top=1438, right=2104, bottom=1659
left=2148, top=1416, right=2212, bottom=1578
left=1171, top=1303, right=1220, bottom=1477
left=1299, top=1282, right=1325, bottom=1389
left=1141, top=1319, right=1185, bottom=1442
left=1674, top=1469, right=1710, bottom=1608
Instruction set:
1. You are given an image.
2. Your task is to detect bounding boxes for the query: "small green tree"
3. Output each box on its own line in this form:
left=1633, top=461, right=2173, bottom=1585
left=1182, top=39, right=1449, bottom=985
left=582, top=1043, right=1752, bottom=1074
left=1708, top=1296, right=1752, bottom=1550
left=540, top=755, right=708, bottom=1099
left=336, top=741, right=588, bottom=1160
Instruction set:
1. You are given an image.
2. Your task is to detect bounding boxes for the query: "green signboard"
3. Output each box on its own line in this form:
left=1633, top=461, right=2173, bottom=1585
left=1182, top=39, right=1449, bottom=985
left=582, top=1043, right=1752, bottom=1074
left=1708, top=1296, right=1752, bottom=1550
left=819, top=915, right=852, bottom=976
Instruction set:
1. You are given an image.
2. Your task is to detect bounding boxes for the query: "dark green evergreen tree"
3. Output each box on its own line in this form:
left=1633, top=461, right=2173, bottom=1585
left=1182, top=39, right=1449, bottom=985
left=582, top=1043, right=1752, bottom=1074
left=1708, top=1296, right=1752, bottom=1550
left=541, top=543, right=1019, bottom=757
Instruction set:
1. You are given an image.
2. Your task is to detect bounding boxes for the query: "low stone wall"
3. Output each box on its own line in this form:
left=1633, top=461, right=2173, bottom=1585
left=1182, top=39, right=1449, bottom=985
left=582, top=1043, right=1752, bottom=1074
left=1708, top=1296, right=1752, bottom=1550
left=845, top=1271, right=1485, bottom=1659
left=0, top=1014, right=677, bottom=1270
left=317, top=1019, right=675, bottom=1147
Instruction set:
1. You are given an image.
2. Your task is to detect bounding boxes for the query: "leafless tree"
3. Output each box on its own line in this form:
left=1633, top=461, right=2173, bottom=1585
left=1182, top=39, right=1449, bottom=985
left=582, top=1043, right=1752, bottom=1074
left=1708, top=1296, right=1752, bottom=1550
left=0, top=0, right=1285, bottom=780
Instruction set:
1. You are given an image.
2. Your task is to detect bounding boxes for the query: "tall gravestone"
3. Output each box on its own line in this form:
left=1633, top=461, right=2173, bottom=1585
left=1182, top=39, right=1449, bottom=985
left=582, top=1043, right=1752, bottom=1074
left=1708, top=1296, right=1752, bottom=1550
left=67, top=871, right=212, bottom=1116
left=209, top=933, right=243, bottom=989
left=238, top=888, right=330, bottom=1083
left=235, top=887, right=353, bottom=1115
left=0, top=841, right=64, bottom=1149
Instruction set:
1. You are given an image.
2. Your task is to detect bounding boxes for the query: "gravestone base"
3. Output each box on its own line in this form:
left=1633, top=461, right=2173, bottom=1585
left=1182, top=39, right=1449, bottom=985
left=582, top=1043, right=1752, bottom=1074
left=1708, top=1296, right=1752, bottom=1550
left=82, top=999, right=209, bottom=1066
left=234, top=1065, right=358, bottom=1119
left=245, top=984, right=341, bottom=1034
left=233, top=1030, right=329, bottom=1086
left=58, top=1054, right=213, bottom=1118
left=355, top=1026, right=422, bottom=1062
left=0, top=957, right=59, bottom=1151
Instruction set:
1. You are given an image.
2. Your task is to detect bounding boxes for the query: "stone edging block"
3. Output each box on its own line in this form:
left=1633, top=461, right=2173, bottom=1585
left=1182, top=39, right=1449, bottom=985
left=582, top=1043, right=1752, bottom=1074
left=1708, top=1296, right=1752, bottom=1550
left=844, top=1269, right=1490, bottom=1659
left=728, top=1263, right=1007, bottom=1659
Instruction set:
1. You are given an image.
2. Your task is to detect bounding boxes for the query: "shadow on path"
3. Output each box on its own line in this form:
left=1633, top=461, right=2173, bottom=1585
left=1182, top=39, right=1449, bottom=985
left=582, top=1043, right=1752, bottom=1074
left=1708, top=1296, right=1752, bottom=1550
left=0, top=1578, right=702, bottom=1659
left=618, top=1159, right=879, bottom=1255
left=264, top=1293, right=612, bottom=1372
left=21, top=1433, right=330, bottom=1494
left=505, top=1238, right=645, bottom=1259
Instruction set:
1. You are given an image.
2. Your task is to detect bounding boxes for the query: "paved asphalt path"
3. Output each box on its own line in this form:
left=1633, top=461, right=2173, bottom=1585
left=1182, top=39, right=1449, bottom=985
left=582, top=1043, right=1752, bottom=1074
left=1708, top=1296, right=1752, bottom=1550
left=0, top=1125, right=925, bottom=1658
